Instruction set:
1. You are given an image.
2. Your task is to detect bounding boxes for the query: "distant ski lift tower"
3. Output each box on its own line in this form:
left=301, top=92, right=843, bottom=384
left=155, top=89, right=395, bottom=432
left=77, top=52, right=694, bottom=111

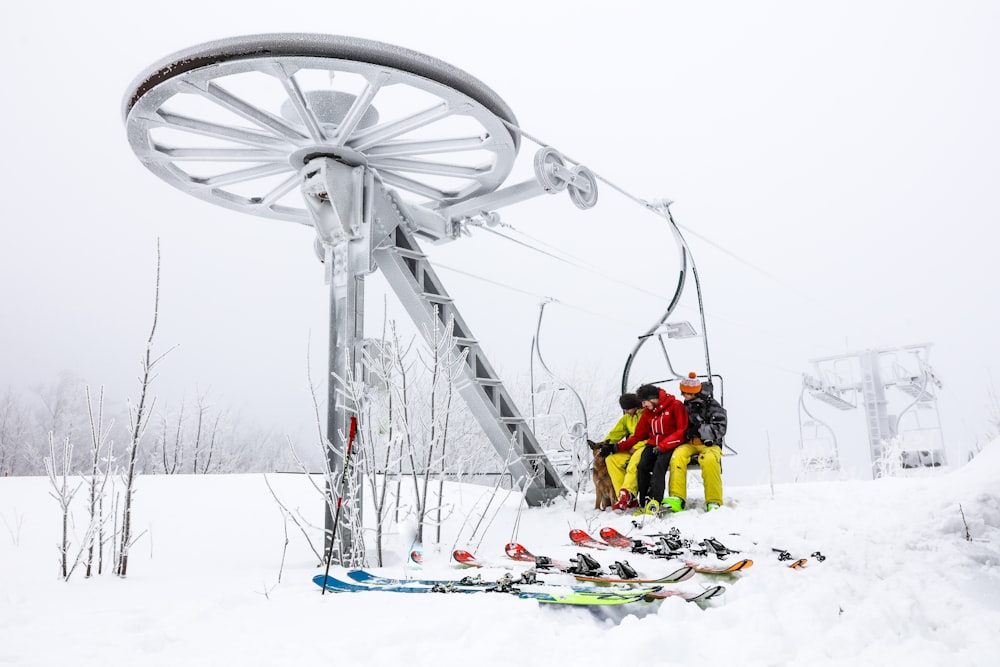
left=121, top=34, right=607, bottom=562
left=800, top=344, right=946, bottom=478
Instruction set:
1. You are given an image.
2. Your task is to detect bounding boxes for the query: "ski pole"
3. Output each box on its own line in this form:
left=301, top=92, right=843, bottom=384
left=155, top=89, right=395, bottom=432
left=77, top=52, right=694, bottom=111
left=321, top=415, right=358, bottom=595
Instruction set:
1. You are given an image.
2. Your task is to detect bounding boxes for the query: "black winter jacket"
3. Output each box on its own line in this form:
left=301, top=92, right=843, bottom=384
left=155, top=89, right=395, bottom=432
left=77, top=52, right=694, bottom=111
left=683, top=385, right=727, bottom=446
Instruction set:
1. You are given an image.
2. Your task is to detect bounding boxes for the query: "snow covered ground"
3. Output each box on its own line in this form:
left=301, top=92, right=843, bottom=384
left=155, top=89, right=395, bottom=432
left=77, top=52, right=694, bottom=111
left=2, top=439, right=998, bottom=667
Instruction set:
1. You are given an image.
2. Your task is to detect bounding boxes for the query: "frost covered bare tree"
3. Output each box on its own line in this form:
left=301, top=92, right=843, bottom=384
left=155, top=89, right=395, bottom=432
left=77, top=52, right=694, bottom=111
left=356, top=310, right=503, bottom=558
left=116, top=241, right=172, bottom=577
left=44, top=433, right=80, bottom=578
left=409, top=310, right=467, bottom=543
left=82, top=386, right=114, bottom=577
left=268, top=339, right=366, bottom=570
left=355, top=317, right=402, bottom=566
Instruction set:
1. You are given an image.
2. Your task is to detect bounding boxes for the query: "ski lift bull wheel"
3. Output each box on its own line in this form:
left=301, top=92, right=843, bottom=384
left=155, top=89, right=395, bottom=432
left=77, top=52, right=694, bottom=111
left=122, top=33, right=521, bottom=223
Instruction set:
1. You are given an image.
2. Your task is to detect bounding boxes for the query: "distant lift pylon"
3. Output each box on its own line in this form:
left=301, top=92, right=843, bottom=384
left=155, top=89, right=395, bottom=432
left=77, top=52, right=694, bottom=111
left=800, top=344, right=946, bottom=478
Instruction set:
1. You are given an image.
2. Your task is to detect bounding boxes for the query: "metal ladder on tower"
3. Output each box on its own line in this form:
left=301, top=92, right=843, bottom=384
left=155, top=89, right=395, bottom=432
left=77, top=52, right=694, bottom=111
left=371, top=188, right=567, bottom=504
left=860, top=366, right=888, bottom=447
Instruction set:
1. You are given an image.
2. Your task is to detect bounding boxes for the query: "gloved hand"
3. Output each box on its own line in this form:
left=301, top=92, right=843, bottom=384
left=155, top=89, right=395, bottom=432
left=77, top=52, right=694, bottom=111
left=599, top=442, right=616, bottom=457
left=698, top=424, right=716, bottom=445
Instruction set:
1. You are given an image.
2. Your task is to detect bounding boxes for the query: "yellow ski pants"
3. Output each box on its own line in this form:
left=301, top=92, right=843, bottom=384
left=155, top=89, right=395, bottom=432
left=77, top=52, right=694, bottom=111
left=605, top=442, right=647, bottom=496
left=668, top=439, right=723, bottom=506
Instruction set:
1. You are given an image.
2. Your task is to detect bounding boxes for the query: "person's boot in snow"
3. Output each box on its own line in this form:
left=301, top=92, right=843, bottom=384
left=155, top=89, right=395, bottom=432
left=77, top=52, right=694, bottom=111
left=661, top=496, right=685, bottom=513
left=611, top=488, right=634, bottom=512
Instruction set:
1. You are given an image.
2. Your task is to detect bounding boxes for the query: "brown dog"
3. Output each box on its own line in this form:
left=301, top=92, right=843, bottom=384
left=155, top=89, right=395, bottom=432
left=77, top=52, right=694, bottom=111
left=587, top=440, right=617, bottom=510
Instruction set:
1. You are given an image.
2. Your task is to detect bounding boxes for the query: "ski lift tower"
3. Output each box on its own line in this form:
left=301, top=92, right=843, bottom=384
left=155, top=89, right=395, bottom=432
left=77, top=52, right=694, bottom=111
left=800, top=343, right=946, bottom=478
left=122, top=34, right=604, bottom=561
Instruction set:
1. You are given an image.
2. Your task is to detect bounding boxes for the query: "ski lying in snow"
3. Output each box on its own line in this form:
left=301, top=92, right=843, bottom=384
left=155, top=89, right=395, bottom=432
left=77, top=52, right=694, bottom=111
left=347, top=569, right=550, bottom=588
left=321, top=573, right=720, bottom=605
left=313, top=574, right=656, bottom=605
left=773, top=548, right=822, bottom=569
left=686, top=559, right=754, bottom=574
left=647, top=584, right=726, bottom=602
left=452, top=549, right=493, bottom=568
left=595, top=527, right=754, bottom=574
left=458, top=545, right=693, bottom=584
left=505, top=543, right=575, bottom=571
left=504, top=543, right=610, bottom=576
left=568, top=529, right=610, bottom=550
left=453, top=548, right=545, bottom=570
left=408, top=540, right=423, bottom=565
left=598, top=527, right=636, bottom=549
left=573, top=565, right=696, bottom=585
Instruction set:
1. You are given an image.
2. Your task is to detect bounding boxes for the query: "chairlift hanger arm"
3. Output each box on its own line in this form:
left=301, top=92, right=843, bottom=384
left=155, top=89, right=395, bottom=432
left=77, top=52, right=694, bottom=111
left=531, top=299, right=589, bottom=434
left=620, top=203, right=712, bottom=394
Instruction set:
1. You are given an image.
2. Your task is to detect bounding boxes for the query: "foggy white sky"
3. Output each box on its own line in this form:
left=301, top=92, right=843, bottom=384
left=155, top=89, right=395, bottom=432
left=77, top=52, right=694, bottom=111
left=2, top=1, right=998, bottom=484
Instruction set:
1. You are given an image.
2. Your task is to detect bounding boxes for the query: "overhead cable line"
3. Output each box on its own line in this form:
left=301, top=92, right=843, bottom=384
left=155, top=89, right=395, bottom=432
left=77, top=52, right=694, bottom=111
left=477, top=226, right=680, bottom=305
left=431, top=261, right=614, bottom=322
left=500, top=120, right=792, bottom=289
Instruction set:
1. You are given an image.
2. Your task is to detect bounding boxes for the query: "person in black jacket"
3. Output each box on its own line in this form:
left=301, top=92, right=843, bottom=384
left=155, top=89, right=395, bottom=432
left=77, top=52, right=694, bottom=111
left=663, top=372, right=728, bottom=512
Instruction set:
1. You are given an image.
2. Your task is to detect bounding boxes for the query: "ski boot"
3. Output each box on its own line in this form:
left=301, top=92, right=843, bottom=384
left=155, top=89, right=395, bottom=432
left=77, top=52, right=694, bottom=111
left=636, top=498, right=660, bottom=516
left=660, top=496, right=685, bottom=514
left=611, top=489, right=637, bottom=512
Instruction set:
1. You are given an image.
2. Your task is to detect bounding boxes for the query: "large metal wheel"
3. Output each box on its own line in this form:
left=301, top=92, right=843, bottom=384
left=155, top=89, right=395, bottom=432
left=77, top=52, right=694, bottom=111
left=123, top=34, right=521, bottom=225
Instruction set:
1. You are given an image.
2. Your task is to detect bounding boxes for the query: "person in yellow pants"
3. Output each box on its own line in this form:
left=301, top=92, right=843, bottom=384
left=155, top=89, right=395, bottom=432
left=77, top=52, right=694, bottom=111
left=664, top=373, right=727, bottom=512
left=597, top=394, right=646, bottom=511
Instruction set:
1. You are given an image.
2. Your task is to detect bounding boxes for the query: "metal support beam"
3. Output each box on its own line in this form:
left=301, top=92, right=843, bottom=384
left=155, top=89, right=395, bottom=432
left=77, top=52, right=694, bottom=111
left=371, top=186, right=568, bottom=504
left=302, top=157, right=374, bottom=565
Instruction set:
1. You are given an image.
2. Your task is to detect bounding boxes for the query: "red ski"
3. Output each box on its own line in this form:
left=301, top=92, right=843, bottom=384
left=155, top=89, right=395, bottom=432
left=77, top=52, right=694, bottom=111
left=568, top=529, right=610, bottom=550
left=598, top=527, right=635, bottom=548
left=505, top=542, right=571, bottom=570
left=452, top=549, right=483, bottom=567
left=504, top=543, right=604, bottom=575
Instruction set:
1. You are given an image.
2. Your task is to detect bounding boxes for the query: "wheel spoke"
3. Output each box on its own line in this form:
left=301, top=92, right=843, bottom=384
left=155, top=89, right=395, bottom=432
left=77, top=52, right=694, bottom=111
left=367, top=157, right=490, bottom=178
left=364, top=135, right=497, bottom=158
left=193, top=162, right=295, bottom=187
left=330, top=70, right=390, bottom=146
left=148, top=147, right=290, bottom=162
left=270, top=62, right=327, bottom=142
left=255, top=172, right=302, bottom=207
left=153, top=111, right=292, bottom=149
left=186, top=80, right=307, bottom=142
left=348, top=102, right=455, bottom=152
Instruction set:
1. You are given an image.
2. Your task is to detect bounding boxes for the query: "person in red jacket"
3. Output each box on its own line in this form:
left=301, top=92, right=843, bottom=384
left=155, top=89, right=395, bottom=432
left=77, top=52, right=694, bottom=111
left=616, top=383, right=688, bottom=511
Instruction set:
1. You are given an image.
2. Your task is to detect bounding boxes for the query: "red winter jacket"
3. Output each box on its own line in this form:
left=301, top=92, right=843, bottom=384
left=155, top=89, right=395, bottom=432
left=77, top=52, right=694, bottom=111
left=616, top=388, right=688, bottom=453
